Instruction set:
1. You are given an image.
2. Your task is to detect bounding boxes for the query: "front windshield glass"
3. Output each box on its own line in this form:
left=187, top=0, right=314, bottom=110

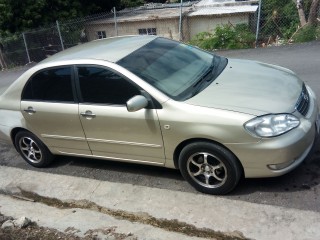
left=117, top=38, right=214, bottom=100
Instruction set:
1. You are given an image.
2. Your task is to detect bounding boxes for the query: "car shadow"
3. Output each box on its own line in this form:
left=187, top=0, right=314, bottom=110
left=47, top=150, right=320, bottom=196
left=48, top=155, right=185, bottom=181
left=1, top=143, right=320, bottom=196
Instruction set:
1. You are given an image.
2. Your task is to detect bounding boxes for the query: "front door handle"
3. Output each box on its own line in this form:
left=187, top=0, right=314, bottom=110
left=80, top=110, right=96, bottom=119
left=24, top=106, right=36, bottom=114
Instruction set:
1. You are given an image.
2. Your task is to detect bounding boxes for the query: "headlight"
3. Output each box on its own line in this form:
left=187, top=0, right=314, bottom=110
left=244, top=114, right=300, bottom=137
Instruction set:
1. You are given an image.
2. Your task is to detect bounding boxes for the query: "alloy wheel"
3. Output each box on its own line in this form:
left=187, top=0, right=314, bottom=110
left=19, top=137, right=43, bottom=163
left=187, top=152, right=227, bottom=188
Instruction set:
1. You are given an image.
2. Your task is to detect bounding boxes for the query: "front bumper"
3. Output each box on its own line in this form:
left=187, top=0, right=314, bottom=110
left=226, top=86, right=319, bottom=178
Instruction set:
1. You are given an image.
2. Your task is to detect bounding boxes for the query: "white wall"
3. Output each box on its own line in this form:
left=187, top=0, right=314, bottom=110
left=188, top=14, right=250, bottom=39
left=86, top=18, right=181, bottom=41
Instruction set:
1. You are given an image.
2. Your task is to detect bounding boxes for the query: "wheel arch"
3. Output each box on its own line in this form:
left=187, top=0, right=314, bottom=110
left=10, top=127, right=31, bottom=149
left=12, top=128, right=54, bottom=167
left=173, top=138, right=244, bottom=174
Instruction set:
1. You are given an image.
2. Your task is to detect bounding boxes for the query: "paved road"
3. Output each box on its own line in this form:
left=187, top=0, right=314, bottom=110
left=217, top=40, right=320, bottom=103
left=0, top=41, right=320, bottom=212
left=0, top=64, right=36, bottom=89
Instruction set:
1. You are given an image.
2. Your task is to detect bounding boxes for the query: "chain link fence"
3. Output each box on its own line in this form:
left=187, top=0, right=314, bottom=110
left=0, top=0, right=319, bottom=69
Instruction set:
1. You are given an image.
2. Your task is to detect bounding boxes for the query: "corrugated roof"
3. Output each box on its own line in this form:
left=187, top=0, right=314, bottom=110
left=195, top=0, right=259, bottom=7
left=189, top=5, right=258, bottom=16
left=86, top=1, right=258, bottom=24
left=88, top=7, right=191, bottom=25
left=195, top=0, right=238, bottom=6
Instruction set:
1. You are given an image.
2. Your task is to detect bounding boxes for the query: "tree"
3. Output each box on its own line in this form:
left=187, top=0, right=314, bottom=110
left=120, top=0, right=144, bottom=8
left=296, top=0, right=307, bottom=25
left=307, top=0, right=320, bottom=25
left=0, top=0, right=120, bottom=37
left=292, top=0, right=320, bottom=42
left=296, top=0, right=320, bottom=26
left=0, top=0, right=189, bottom=37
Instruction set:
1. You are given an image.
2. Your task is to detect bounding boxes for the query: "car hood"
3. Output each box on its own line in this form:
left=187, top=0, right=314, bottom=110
left=185, top=59, right=303, bottom=116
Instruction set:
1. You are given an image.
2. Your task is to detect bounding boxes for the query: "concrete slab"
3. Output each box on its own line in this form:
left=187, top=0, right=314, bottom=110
left=0, top=195, right=205, bottom=240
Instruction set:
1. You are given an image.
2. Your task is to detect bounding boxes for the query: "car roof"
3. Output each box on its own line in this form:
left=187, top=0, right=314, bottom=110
left=39, top=35, right=158, bottom=64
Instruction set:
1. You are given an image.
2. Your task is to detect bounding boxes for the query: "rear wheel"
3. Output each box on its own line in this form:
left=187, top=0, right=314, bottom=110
left=15, top=131, right=54, bottom=167
left=179, top=142, right=242, bottom=195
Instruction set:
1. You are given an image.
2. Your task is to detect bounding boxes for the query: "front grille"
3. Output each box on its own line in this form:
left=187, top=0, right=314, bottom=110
left=295, top=84, right=310, bottom=116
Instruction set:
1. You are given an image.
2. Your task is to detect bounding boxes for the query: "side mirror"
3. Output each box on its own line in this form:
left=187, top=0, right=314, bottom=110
left=126, top=95, right=148, bottom=112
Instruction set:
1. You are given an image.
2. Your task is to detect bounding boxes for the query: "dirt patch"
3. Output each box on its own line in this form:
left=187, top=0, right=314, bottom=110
left=16, top=189, right=248, bottom=240
left=0, top=225, right=83, bottom=240
left=0, top=213, right=80, bottom=240
left=0, top=212, right=136, bottom=240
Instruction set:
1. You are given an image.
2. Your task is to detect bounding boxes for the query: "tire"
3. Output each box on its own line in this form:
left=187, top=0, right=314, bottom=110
left=178, top=142, right=242, bottom=195
left=14, top=131, right=54, bottom=167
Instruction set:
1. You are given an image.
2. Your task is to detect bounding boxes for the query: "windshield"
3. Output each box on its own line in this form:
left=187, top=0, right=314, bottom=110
left=117, top=38, right=214, bottom=100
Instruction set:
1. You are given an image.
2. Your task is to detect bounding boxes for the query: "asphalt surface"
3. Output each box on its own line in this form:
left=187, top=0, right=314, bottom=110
left=0, top=41, right=320, bottom=212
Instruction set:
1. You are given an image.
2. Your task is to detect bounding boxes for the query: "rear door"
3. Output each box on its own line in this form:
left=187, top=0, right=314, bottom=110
left=21, top=66, right=91, bottom=155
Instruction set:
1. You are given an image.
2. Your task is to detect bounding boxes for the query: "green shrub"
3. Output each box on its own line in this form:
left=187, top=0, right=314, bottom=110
left=292, top=25, right=320, bottom=43
left=317, top=26, right=320, bottom=40
left=189, top=24, right=255, bottom=50
left=189, top=31, right=215, bottom=50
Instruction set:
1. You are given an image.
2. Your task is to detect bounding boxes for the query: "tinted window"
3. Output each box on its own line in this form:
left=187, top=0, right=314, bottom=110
left=22, top=67, right=74, bottom=102
left=117, top=38, right=215, bottom=100
left=78, top=66, right=140, bottom=105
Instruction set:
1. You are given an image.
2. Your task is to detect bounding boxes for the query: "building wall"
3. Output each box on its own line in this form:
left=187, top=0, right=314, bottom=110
left=85, top=13, right=251, bottom=42
left=188, top=14, right=250, bottom=40
left=85, top=24, right=114, bottom=41
left=86, top=18, right=181, bottom=41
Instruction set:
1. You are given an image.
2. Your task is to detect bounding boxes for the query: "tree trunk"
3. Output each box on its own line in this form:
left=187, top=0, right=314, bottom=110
left=297, top=0, right=307, bottom=26
left=0, top=45, right=7, bottom=70
left=308, top=0, right=320, bottom=26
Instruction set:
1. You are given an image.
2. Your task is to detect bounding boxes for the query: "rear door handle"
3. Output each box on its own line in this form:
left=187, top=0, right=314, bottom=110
left=24, top=106, right=36, bottom=114
left=80, top=110, right=96, bottom=119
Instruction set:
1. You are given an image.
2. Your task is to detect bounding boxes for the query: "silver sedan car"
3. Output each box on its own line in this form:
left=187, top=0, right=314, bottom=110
left=0, top=35, right=318, bottom=194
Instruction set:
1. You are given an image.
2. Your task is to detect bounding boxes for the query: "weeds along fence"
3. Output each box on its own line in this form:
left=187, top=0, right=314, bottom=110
left=0, top=0, right=319, bottom=69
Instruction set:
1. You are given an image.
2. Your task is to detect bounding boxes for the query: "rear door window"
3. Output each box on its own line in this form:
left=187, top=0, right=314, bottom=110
left=22, top=67, right=74, bottom=102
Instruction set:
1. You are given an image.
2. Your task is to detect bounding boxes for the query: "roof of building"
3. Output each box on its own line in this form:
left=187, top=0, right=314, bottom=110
left=40, top=35, right=157, bottom=64
left=88, top=7, right=191, bottom=24
left=87, top=0, right=259, bottom=25
left=195, top=0, right=259, bottom=8
left=189, top=5, right=258, bottom=16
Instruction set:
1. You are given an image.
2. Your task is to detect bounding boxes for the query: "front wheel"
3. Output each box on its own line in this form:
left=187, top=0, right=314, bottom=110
left=15, top=131, right=54, bottom=167
left=179, top=142, right=242, bottom=195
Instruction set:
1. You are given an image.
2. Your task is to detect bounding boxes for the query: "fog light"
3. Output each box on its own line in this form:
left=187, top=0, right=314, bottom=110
left=267, top=159, right=295, bottom=170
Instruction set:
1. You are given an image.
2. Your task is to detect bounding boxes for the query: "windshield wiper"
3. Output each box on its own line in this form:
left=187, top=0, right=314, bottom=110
left=188, top=59, right=217, bottom=99
left=193, top=58, right=215, bottom=88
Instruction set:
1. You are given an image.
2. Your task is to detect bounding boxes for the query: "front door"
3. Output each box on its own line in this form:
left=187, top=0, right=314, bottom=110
left=76, top=66, right=165, bottom=165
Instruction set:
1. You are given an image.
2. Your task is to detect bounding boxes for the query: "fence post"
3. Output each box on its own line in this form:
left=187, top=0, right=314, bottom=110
left=113, top=7, right=118, bottom=36
left=255, top=0, right=262, bottom=48
left=22, top=33, right=31, bottom=63
left=56, top=20, right=65, bottom=50
left=179, top=0, right=183, bottom=41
